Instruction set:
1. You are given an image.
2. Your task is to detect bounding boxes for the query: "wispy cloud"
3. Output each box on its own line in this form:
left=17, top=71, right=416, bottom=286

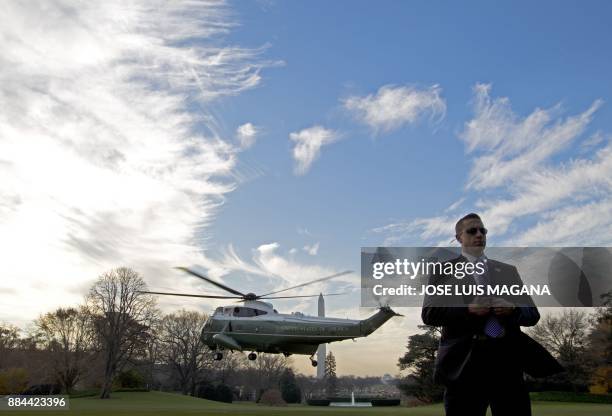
left=484, top=140, right=612, bottom=241
left=287, top=84, right=445, bottom=174
left=445, top=197, right=466, bottom=213
left=372, top=85, right=611, bottom=246
left=461, top=83, right=602, bottom=190
left=509, top=200, right=612, bottom=246
left=297, top=227, right=312, bottom=236
left=196, top=242, right=356, bottom=310
left=236, top=122, right=259, bottom=149
left=372, top=216, right=457, bottom=246
left=0, top=0, right=268, bottom=325
left=343, top=84, right=446, bottom=134
left=303, top=242, right=320, bottom=256
left=580, top=131, right=608, bottom=154
left=290, top=125, right=340, bottom=175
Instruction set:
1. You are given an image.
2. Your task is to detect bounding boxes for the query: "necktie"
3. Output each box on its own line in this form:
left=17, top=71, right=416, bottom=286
left=476, top=258, right=505, bottom=338
left=484, top=313, right=505, bottom=338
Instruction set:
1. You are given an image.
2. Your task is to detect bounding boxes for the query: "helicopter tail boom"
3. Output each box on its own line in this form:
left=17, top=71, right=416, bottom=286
left=359, top=306, right=400, bottom=337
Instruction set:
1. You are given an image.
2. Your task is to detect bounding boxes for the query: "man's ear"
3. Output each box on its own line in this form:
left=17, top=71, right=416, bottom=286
left=456, top=234, right=462, bottom=244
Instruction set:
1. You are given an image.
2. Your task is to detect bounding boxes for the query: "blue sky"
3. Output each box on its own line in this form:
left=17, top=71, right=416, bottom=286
left=1, top=0, right=611, bottom=376
left=210, top=0, right=612, bottom=259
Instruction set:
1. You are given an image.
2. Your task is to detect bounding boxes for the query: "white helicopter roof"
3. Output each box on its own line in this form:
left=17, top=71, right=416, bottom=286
left=213, top=300, right=277, bottom=316
left=212, top=300, right=359, bottom=324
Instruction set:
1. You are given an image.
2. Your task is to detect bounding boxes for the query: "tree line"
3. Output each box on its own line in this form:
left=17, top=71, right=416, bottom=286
left=0, top=267, right=397, bottom=403
left=0, top=267, right=295, bottom=400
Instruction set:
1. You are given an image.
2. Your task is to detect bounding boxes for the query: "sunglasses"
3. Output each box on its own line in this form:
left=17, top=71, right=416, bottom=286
left=465, top=227, right=487, bottom=235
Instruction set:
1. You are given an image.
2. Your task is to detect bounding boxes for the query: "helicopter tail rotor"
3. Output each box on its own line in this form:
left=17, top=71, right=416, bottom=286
left=359, top=306, right=401, bottom=336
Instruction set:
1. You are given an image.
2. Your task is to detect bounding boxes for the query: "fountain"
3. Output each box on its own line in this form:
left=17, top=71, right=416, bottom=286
left=329, top=391, right=372, bottom=407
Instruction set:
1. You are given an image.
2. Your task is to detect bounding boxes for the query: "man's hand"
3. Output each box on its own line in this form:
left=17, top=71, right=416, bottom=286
left=468, top=296, right=490, bottom=316
left=491, top=297, right=514, bottom=317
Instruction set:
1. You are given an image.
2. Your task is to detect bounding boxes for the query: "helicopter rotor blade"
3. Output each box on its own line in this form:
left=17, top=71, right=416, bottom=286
left=176, top=267, right=246, bottom=298
left=138, top=290, right=242, bottom=299
left=257, top=270, right=353, bottom=298
left=260, top=292, right=348, bottom=299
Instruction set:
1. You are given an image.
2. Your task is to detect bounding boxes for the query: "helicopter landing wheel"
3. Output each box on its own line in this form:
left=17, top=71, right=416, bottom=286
left=310, top=359, right=318, bottom=367
left=213, top=352, right=223, bottom=361
left=248, top=352, right=257, bottom=361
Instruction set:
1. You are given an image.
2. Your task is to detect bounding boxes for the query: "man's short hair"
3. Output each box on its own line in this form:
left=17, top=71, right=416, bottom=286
left=455, top=213, right=482, bottom=236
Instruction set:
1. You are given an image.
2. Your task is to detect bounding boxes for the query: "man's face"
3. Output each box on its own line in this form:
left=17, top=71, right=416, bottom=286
left=457, top=218, right=487, bottom=256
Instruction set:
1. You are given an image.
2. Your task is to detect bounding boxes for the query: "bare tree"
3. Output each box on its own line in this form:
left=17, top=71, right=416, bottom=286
left=529, top=309, right=589, bottom=357
left=213, top=351, right=246, bottom=386
left=35, top=307, right=93, bottom=393
left=528, top=309, right=592, bottom=390
left=87, top=267, right=157, bottom=399
left=295, top=374, right=321, bottom=400
left=158, top=310, right=212, bottom=395
left=246, top=353, right=290, bottom=400
left=142, top=323, right=161, bottom=391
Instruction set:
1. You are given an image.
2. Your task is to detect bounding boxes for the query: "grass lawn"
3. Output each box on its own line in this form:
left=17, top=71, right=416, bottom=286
left=3, top=391, right=611, bottom=416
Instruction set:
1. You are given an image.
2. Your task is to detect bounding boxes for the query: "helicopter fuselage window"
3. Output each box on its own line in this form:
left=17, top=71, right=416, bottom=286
left=233, top=307, right=268, bottom=318
left=233, top=307, right=259, bottom=317
left=213, top=307, right=223, bottom=316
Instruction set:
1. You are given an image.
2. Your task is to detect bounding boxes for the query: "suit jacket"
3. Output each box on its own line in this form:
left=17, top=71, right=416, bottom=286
left=421, top=256, right=563, bottom=385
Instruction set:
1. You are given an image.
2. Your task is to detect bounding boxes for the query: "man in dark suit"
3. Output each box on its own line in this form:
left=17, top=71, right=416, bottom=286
left=422, top=213, right=561, bottom=416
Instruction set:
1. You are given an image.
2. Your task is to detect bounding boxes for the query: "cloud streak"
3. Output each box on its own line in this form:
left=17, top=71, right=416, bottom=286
left=290, top=125, right=340, bottom=175
left=461, top=83, right=602, bottom=190
left=195, top=242, right=356, bottom=312
left=303, top=242, right=320, bottom=256
left=236, top=122, right=259, bottom=149
left=372, top=85, right=611, bottom=246
left=0, top=0, right=268, bottom=326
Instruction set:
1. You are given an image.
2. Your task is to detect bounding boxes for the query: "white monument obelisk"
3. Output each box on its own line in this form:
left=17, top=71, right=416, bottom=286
left=316, top=293, right=326, bottom=379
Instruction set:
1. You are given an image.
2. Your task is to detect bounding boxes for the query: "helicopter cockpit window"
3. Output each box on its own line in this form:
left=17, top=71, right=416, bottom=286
left=213, top=307, right=223, bottom=316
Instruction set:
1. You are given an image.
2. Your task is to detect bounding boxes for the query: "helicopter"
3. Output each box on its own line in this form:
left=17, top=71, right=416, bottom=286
left=143, top=267, right=400, bottom=366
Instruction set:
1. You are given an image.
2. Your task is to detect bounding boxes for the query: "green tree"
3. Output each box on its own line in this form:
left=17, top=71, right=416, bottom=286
left=397, top=325, right=444, bottom=402
left=196, top=382, right=233, bottom=403
left=214, top=383, right=233, bottom=403
left=0, top=368, right=29, bottom=394
left=116, top=368, right=145, bottom=388
left=324, top=351, right=337, bottom=397
left=279, top=368, right=301, bottom=403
